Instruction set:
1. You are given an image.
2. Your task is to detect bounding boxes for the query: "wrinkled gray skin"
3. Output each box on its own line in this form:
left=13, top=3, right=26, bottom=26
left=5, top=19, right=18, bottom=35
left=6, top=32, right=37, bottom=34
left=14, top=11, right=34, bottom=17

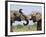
left=30, top=12, right=42, bottom=30
left=11, top=9, right=29, bottom=26
left=10, top=9, right=29, bottom=32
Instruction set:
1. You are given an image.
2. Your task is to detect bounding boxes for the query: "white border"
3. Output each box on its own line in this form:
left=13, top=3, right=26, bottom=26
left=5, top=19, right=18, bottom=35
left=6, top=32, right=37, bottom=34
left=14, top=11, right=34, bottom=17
left=8, top=2, right=44, bottom=35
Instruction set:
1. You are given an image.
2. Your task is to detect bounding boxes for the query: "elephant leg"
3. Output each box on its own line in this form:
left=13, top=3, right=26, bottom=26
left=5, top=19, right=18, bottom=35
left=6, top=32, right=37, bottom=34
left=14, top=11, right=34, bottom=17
left=37, top=20, right=42, bottom=30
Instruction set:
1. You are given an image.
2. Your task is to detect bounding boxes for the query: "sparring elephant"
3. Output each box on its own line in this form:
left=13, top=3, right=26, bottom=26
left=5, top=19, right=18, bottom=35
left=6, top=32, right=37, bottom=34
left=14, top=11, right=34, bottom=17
left=30, top=12, right=42, bottom=30
left=10, top=9, right=29, bottom=31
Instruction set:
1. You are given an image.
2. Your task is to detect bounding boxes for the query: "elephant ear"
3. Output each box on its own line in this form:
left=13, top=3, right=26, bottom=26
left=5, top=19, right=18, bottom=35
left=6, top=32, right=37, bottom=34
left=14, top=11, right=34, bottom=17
left=32, top=13, right=36, bottom=16
left=36, top=12, right=42, bottom=21
left=31, top=11, right=36, bottom=16
left=29, top=12, right=36, bottom=20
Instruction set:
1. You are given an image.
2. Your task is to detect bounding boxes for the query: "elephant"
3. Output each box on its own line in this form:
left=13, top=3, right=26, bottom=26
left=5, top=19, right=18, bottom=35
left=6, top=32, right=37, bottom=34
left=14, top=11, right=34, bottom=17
left=30, top=12, right=42, bottom=30
left=10, top=9, right=29, bottom=31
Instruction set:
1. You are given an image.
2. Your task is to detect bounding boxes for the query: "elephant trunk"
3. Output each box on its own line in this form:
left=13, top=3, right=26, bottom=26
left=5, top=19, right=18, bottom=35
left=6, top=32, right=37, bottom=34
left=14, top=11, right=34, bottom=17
left=23, top=19, right=29, bottom=26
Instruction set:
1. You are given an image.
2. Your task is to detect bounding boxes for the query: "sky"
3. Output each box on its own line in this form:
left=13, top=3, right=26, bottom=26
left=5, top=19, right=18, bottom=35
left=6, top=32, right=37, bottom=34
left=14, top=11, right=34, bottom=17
left=10, top=4, right=42, bottom=15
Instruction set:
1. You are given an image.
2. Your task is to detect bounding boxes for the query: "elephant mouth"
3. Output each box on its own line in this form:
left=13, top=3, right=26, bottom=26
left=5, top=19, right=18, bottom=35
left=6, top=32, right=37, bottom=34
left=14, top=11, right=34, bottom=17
left=31, top=16, right=36, bottom=22
left=33, top=20, right=36, bottom=22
